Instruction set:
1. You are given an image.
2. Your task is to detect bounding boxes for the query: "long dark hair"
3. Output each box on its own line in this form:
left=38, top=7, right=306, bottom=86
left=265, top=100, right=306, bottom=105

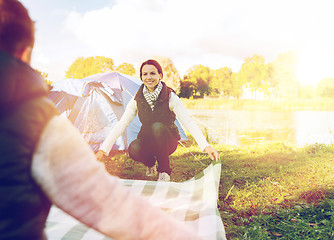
left=139, top=59, right=163, bottom=80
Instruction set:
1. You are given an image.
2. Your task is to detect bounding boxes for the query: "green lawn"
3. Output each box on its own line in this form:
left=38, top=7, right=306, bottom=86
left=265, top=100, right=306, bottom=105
left=102, top=142, right=334, bottom=239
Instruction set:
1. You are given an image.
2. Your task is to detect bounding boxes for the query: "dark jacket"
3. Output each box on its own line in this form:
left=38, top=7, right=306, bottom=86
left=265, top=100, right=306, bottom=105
left=134, top=82, right=180, bottom=141
left=0, top=51, right=58, bottom=240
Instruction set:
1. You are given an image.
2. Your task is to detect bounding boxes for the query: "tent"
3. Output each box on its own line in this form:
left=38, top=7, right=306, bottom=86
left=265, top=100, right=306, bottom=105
left=49, top=72, right=187, bottom=152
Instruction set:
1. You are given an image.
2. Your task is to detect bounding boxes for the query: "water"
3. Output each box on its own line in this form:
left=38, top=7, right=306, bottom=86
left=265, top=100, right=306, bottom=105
left=188, top=109, right=334, bottom=147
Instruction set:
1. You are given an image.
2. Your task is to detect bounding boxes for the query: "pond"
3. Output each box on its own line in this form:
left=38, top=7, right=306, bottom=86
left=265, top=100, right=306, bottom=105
left=188, top=109, right=334, bottom=147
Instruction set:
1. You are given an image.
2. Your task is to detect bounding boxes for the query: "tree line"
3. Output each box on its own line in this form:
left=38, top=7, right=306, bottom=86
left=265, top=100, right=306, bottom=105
left=41, top=53, right=334, bottom=100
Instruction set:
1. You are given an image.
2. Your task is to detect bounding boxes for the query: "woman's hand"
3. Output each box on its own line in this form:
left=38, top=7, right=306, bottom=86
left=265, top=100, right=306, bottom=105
left=204, top=146, right=220, bottom=162
left=96, top=150, right=107, bottom=162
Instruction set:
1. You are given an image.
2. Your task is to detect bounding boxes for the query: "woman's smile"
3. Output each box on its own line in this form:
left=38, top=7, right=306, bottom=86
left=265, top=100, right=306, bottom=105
left=141, top=64, right=162, bottom=92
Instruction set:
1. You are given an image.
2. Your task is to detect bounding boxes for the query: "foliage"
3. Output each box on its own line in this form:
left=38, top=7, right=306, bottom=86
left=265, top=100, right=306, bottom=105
left=177, top=51, right=301, bottom=100
left=51, top=50, right=334, bottom=102
left=210, top=70, right=243, bottom=99
left=229, top=73, right=243, bottom=99
left=183, top=64, right=211, bottom=97
left=316, top=77, right=334, bottom=98
left=270, top=51, right=299, bottom=99
left=237, top=54, right=273, bottom=99
left=116, top=63, right=136, bottom=76
left=57, top=52, right=332, bottom=101
left=66, top=56, right=115, bottom=79
left=35, top=69, right=52, bottom=86
left=179, top=81, right=196, bottom=98
left=210, top=67, right=233, bottom=97
left=299, top=85, right=316, bottom=99
left=153, top=56, right=181, bottom=94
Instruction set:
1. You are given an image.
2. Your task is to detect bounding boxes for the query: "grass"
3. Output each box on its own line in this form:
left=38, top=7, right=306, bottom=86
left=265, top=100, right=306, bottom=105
left=218, top=142, right=334, bottom=239
left=101, top=142, right=334, bottom=239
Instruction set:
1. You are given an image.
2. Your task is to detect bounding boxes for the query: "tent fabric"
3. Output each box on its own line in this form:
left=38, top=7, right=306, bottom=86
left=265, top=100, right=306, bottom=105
left=45, top=161, right=226, bottom=240
left=49, top=72, right=187, bottom=152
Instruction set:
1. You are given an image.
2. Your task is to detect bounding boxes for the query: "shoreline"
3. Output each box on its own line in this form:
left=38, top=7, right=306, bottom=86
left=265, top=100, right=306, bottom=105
left=181, top=98, right=334, bottom=111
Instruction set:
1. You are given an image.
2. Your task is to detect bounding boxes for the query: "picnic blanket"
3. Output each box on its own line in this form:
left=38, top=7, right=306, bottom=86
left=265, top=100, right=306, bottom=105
left=46, top=161, right=226, bottom=240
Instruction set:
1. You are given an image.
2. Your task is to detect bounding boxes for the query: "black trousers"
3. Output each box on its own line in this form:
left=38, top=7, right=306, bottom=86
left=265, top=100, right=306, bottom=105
left=128, top=122, right=178, bottom=175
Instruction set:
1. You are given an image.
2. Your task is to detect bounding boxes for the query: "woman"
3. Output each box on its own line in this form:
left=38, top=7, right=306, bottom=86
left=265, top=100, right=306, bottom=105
left=96, top=59, right=219, bottom=181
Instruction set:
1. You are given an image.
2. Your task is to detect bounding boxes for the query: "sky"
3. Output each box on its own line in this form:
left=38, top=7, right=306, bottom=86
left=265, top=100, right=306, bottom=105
left=20, top=0, right=334, bottom=86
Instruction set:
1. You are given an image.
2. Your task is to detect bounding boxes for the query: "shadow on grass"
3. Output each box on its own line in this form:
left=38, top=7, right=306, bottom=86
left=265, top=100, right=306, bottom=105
left=103, top=149, right=214, bottom=182
left=217, top=143, right=334, bottom=239
left=223, top=189, right=334, bottom=239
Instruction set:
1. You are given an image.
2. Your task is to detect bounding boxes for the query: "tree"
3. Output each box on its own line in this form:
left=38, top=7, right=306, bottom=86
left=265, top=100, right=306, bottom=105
left=270, top=51, right=299, bottom=99
left=229, top=73, right=243, bottom=99
left=237, top=54, right=272, bottom=99
left=153, top=56, right=181, bottom=94
left=317, top=77, right=334, bottom=98
left=210, top=67, right=233, bottom=97
left=35, top=69, right=52, bottom=87
left=184, top=65, right=211, bottom=97
left=116, top=63, right=136, bottom=76
left=66, top=56, right=115, bottom=79
left=299, top=85, right=315, bottom=99
left=179, top=81, right=196, bottom=98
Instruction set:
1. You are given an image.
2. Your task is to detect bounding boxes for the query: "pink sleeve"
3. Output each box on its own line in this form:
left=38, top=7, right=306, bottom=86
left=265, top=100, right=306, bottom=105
left=32, top=116, right=201, bottom=240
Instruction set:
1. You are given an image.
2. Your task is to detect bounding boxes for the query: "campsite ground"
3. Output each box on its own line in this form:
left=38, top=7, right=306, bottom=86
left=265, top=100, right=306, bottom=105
left=103, top=141, right=334, bottom=239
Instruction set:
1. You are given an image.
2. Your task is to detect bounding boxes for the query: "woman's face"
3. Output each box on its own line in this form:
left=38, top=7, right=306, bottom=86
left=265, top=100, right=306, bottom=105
left=141, top=64, right=162, bottom=92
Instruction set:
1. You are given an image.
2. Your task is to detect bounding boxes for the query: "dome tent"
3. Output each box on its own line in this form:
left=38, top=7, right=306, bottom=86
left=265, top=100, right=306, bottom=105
left=49, top=72, right=187, bottom=152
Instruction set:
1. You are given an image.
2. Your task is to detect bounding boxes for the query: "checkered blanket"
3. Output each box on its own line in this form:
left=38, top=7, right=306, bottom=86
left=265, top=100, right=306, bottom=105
left=46, top=161, right=226, bottom=240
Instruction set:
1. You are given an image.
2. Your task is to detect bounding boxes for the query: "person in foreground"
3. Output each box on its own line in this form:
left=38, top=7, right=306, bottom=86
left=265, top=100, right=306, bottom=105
left=0, top=0, right=202, bottom=239
left=96, top=59, right=220, bottom=181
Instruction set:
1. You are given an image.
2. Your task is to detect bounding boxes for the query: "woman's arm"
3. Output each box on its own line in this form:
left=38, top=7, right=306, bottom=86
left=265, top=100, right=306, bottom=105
left=170, top=93, right=219, bottom=161
left=98, top=97, right=137, bottom=157
left=31, top=116, right=201, bottom=240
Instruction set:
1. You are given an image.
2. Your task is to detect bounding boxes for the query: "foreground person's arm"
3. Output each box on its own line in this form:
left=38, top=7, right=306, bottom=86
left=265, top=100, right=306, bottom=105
left=31, top=116, right=201, bottom=240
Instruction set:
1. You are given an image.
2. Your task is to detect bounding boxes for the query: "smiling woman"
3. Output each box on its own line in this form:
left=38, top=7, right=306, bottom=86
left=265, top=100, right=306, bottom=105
left=96, top=59, right=220, bottom=182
